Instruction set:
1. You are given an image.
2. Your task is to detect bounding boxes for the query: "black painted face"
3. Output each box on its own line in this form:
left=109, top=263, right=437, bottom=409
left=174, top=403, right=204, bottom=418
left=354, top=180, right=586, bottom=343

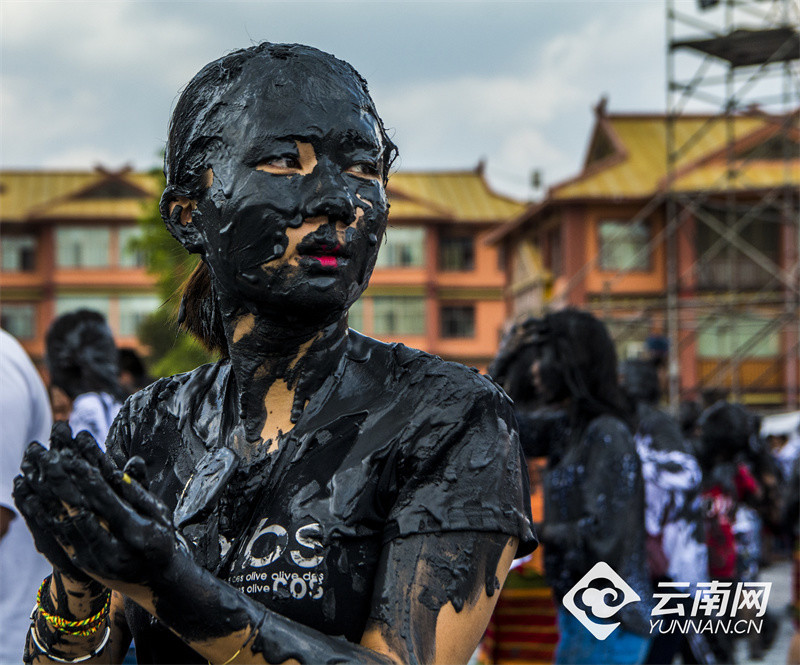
left=189, top=57, right=389, bottom=323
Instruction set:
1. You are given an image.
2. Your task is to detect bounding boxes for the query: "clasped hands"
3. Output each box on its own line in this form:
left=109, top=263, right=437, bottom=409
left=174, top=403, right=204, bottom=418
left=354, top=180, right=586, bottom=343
left=13, top=422, right=183, bottom=589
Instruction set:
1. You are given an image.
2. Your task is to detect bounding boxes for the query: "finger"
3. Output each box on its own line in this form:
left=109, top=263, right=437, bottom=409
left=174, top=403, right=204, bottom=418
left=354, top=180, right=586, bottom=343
left=60, top=454, right=171, bottom=532
left=20, top=444, right=83, bottom=511
left=122, top=456, right=148, bottom=486
left=109, top=468, right=170, bottom=524
left=38, top=449, right=92, bottom=511
left=20, top=441, right=48, bottom=480
left=71, top=429, right=108, bottom=467
left=49, top=420, right=74, bottom=451
left=14, top=475, right=70, bottom=527
left=12, top=477, right=88, bottom=577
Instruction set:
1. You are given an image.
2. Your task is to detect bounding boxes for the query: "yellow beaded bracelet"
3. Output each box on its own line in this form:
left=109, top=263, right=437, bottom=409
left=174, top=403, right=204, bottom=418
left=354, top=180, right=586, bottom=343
left=36, top=578, right=111, bottom=636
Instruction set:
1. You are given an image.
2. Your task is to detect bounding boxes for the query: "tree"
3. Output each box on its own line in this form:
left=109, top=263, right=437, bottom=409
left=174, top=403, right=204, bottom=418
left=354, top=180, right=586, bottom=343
left=130, top=167, right=214, bottom=377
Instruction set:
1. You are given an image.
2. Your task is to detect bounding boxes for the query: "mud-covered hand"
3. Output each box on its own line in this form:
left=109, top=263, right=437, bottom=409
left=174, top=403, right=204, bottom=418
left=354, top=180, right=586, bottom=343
left=13, top=422, right=182, bottom=587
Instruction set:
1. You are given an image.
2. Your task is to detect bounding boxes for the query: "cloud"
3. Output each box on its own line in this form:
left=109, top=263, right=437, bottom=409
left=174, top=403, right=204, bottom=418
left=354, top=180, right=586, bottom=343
left=42, top=146, right=131, bottom=171
left=2, top=1, right=208, bottom=88
left=376, top=3, right=663, bottom=199
left=1, top=0, right=666, bottom=196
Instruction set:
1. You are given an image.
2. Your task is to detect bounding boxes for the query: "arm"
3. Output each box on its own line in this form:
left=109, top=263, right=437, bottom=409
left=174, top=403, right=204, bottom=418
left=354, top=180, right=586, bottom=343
left=16, top=420, right=519, bottom=664
left=126, top=532, right=515, bottom=665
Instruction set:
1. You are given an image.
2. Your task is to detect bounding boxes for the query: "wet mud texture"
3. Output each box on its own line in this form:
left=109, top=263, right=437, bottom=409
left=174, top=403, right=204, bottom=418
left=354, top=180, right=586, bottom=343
left=109, top=333, right=535, bottom=662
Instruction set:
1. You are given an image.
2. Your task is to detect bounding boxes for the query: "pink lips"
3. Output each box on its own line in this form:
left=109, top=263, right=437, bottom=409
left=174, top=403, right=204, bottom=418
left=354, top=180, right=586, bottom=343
left=316, top=255, right=338, bottom=268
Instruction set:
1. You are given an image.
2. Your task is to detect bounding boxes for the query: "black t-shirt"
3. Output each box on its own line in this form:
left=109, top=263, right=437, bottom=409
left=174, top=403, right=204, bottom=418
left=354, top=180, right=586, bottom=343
left=107, top=332, right=536, bottom=663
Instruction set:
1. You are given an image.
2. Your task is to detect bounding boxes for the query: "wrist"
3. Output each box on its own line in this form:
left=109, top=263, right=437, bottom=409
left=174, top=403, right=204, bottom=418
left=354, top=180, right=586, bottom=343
left=47, top=572, right=108, bottom=618
left=27, top=577, right=112, bottom=664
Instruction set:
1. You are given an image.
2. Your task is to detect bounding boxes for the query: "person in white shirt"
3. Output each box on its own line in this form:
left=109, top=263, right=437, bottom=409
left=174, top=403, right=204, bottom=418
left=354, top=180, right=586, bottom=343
left=0, top=329, right=53, bottom=663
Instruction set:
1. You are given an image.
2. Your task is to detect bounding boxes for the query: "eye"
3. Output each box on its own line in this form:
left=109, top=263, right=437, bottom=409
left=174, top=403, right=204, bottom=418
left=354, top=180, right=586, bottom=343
left=256, top=155, right=302, bottom=172
left=347, top=162, right=381, bottom=180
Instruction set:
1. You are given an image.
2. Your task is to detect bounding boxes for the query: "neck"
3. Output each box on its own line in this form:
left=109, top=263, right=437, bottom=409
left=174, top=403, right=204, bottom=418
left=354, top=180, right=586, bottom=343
left=222, top=310, right=349, bottom=444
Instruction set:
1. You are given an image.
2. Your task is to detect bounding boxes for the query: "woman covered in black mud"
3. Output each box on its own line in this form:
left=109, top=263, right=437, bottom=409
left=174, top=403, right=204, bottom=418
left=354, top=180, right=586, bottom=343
left=13, top=43, right=536, bottom=665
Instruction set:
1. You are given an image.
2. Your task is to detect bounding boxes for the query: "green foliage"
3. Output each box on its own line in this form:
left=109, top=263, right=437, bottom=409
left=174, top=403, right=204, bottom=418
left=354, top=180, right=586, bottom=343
left=137, top=308, right=213, bottom=377
left=131, top=167, right=215, bottom=378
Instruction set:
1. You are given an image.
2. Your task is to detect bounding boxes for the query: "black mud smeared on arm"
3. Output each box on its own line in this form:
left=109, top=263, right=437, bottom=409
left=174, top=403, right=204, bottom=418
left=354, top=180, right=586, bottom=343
left=366, top=532, right=512, bottom=664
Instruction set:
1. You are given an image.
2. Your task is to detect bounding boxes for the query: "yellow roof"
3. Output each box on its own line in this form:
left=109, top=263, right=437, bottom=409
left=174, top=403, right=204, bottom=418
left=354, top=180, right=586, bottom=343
left=1, top=170, right=158, bottom=223
left=552, top=113, right=795, bottom=199
left=388, top=170, right=524, bottom=222
left=31, top=198, right=152, bottom=220
left=1, top=167, right=522, bottom=225
left=673, top=160, right=800, bottom=192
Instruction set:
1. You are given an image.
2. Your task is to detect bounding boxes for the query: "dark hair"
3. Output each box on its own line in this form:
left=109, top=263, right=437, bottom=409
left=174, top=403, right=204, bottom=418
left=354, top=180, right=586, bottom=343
left=45, top=309, right=125, bottom=401
left=697, top=400, right=751, bottom=468
left=678, top=399, right=703, bottom=437
left=162, top=43, right=398, bottom=353
left=540, top=309, right=630, bottom=436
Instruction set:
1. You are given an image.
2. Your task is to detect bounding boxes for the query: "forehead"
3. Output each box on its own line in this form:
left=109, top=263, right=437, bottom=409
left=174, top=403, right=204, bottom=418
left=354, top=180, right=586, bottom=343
left=218, top=56, right=382, bottom=147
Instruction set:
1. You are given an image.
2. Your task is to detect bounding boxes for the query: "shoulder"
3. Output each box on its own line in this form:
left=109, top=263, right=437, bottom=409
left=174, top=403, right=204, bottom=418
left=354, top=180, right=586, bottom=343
left=584, top=414, right=635, bottom=450
left=108, top=361, right=228, bottom=459
left=0, top=330, right=51, bottom=443
left=122, top=361, right=227, bottom=417
left=347, top=331, right=511, bottom=410
left=72, top=392, right=105, bottom=413
left=0, top=330, right=44, bottom=398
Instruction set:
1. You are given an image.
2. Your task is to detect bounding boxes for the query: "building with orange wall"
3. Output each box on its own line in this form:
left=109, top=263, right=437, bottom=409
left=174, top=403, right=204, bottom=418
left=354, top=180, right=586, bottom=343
left=489, top=101, right=799, bottom=408
left=1, top=164, right=523, bottom=372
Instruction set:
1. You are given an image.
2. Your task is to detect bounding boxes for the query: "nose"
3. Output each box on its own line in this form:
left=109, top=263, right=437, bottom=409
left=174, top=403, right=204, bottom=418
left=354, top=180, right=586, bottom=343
left=301, top=161, right=357, bottom=225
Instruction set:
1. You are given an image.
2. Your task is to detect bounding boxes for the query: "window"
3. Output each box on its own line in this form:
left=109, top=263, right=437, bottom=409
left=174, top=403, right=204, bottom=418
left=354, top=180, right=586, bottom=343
left=347, top=298, right=364, bottom=332
left=118, top=226, right=146, bottom=268
left=697, top=315, right=780, bottom=358
left=0, top=303, right=36, bottom=339
left=55, top=295, right=111, bottom=320
left=695, top=218, right=780, bottom=290
left=546, top=227, right=563, bottom=276
left=373, top=297, right=425, bottom=335
left=598, top=220, right=650, bottom=271
left=56, top=227, right=110, bottom=268
left=439, top=234, right=474, bottom=271
left=440, top=305, right=475, bottom=338
left=119, top=295, right=161, bottom=336
left=375, top=227, right=425, bottom=268
left=1, top=235, right=37, bottom=272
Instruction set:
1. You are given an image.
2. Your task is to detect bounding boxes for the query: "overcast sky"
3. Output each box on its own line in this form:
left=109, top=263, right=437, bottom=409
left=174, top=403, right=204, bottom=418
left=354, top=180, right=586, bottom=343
left=1, top=1, right=714, bottom=200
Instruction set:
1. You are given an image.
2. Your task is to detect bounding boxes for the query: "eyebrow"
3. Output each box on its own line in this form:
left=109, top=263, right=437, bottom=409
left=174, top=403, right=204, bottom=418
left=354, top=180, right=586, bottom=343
left=240, top=135, right=298, bottom=164
left=340, top=129, right=382, bottom=153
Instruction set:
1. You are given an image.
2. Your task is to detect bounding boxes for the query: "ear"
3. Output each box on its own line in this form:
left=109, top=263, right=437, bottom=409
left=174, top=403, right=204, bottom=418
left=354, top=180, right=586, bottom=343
left=160, top=190, right=205, bottom=254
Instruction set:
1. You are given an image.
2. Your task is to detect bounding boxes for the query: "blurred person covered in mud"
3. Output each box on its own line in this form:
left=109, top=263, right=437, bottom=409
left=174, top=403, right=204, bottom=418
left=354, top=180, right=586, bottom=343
left=497, top=309, right=653, bottom=664
left=45, top=309, right=125, bottom=449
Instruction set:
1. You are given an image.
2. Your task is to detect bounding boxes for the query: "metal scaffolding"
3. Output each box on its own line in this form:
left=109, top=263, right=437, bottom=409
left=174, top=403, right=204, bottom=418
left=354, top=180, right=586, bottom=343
left=664, top=0, right=799, bottom=410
